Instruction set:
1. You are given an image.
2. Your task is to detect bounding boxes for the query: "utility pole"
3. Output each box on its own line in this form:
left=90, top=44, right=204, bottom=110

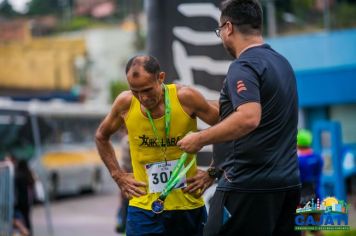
left=323, top=0, right=331, bottom=31
left=132, top=0, right=144, bottom=51
left=59, top=0, right=71, bottom=25
left=265, top=0, right=277, bottom=37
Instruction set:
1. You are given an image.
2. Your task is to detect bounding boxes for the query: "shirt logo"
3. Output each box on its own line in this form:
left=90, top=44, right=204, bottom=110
left=237, top=80, right=247, bottom=94
left=138, top=135, right=182, bottom=147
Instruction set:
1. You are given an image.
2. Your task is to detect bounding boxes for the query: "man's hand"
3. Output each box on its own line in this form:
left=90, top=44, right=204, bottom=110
left=183, top=169, right=214, bottom=197
left=177, top=132, right=204, bottom=153
left=115, top=172, right=147, bottom=199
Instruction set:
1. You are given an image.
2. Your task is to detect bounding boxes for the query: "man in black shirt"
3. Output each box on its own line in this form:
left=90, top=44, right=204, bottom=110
left=178, top=0, right=301, bottom=235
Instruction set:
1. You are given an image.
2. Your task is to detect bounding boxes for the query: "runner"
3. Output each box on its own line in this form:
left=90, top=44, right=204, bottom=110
left=95, top=55, right=219, bottom=235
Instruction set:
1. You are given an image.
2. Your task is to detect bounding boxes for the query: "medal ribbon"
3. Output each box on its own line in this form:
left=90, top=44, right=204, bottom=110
left=145, top=83, right=171, bottom=162
left=145, top=84, right=195, bottom=203
left=159, top=152, right=196, bottom=200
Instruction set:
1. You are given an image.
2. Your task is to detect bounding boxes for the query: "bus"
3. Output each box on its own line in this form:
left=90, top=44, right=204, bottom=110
left=0, top=99, right=121, bottom=199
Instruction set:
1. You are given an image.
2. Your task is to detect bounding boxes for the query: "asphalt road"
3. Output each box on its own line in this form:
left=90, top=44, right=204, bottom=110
left=32, top=185, right=123, bottom=236
left=32, top=183, right=356, bottom=236
left=31, top=181, right=217, bottom=236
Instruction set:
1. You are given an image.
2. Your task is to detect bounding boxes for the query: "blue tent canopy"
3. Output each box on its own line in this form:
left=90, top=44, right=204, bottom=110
left=267, top=29, right=356, bottom=107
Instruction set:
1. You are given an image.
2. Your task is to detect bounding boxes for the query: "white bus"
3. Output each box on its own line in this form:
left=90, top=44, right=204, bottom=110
left=0, top=99, right=121, bottom=199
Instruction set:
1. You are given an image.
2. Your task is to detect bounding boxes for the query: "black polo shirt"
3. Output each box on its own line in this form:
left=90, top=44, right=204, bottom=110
left=214, top=44, right=301, bottom=192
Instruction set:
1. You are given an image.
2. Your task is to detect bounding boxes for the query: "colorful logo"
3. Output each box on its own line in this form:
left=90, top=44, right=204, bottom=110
left=295, top=197, right=350, bottom=231
left=236, top=80, right=247, bottom=94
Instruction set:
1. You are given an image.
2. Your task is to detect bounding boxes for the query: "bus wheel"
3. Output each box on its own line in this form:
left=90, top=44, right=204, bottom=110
left=91, top=168, right=102, bottom=194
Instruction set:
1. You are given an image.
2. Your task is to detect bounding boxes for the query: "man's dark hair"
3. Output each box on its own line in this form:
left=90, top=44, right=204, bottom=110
left=125, top=55, right=161, bottom=75
left=220, top=0, right=263, bottom=35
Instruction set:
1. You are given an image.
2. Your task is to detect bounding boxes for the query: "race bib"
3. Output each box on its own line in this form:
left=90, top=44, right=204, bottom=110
left=145, top=160, right=187, bottom=193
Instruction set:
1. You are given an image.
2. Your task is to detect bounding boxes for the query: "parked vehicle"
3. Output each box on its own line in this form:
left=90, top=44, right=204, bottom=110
left=0, top=99, right=121, bottom=199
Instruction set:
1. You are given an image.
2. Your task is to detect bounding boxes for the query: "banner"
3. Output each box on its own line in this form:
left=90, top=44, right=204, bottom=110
left=147, top=0, right=232, bottom=100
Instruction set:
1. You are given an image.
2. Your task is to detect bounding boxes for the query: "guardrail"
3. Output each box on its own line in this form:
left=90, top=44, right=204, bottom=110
left=0, top=161, right=14, bottom=236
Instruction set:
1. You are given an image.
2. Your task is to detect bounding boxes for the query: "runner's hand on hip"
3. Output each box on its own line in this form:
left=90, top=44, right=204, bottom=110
left=115, top=172, right=147, bottom=199
left=183, top=169, right=214, bottom=197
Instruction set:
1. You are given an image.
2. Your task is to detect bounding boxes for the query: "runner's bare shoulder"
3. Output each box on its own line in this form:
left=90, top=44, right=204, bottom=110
left=175, top=84, right=197, bottom=103
left=112, top=90, right=134, bottom=117
left=174, top=84, right=200, bottom=116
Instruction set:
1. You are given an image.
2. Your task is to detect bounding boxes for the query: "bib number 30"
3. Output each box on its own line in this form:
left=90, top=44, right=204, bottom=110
left=146, top=160, right=186, bottom=193
left=152, top=172, right=171, bottom=185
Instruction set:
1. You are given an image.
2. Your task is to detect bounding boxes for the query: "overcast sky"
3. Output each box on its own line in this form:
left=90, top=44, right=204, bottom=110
left=0, top=0, right=31, bottom=13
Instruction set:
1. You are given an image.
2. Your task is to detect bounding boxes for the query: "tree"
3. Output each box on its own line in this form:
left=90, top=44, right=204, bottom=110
left=26, top=0, right=60, bottom=16
left=0, top=0, right=17, bottom=17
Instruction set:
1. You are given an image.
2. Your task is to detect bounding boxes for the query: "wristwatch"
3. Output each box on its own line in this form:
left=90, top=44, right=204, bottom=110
left=207, top=166, right=219, bottom=179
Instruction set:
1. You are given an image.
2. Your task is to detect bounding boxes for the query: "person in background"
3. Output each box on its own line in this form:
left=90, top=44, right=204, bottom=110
left=14, top=158, right=35, bottom=236
left=13, top=212, right=30, bottom=236
left=297, top=129, right=323, bottom=236
left=6, top=155, right=34, bottom=236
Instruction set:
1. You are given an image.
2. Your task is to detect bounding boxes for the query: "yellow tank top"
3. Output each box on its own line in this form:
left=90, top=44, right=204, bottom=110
left=125, top=84, right=204, bottom=210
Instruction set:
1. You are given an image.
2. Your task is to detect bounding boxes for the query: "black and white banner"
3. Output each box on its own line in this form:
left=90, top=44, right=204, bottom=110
left=146, top=0, right=232, bottom=100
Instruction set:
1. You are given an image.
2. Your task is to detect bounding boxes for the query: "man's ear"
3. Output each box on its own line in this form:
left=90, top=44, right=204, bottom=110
left=226, top=21, right=234, bottom=36
left=158, top=71, right=165, bottom=84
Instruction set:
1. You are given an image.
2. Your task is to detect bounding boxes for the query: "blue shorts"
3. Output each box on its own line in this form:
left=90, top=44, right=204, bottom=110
left=126, top=205, right=207, bottom=236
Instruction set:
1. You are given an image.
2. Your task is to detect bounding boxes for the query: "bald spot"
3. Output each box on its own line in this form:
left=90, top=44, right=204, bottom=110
left=127, top=56, right=149, bottom=79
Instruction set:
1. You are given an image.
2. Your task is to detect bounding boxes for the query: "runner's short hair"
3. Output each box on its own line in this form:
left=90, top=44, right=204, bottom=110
left=125, top=55, right=161, bottom=75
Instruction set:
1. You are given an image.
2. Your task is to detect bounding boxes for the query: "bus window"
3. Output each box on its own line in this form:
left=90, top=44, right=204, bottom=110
left=0, top=110, right=34, bottom=160
left=0, top=101, right=120, bottom=199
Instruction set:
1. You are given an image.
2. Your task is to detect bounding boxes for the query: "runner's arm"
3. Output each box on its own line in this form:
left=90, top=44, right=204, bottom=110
left=95, top=91, right=146, bottom=197
left=208, top=100, right=219, bottom=109
left=177, top=86, right=219, bottom=126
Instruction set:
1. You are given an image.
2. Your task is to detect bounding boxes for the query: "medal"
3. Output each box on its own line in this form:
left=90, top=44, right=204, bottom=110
left=150, top=153, right=196, bottom=214
left=151, top=198, right=165, bottom=214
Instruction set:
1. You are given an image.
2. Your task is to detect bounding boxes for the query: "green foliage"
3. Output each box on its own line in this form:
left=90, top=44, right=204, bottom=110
left=274, top=0, right=356, bottom=34
left=110, top=80, right=129, bottom=102
left=27, top=0, right=60, bottom=16
left=57, top=17, right=93, bottom=31
left=115, top=0, right=144, bottom=20
left=291, top=0, right=314, bottom=15
left=134, top=31, right=146, bottom=51
left=0, top=0, right=17, bottom=17
left=332, top=2, right=356, bottom=29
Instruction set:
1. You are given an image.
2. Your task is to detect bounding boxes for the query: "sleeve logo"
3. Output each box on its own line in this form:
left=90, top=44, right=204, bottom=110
left=237, top=80, right=247, bottom=94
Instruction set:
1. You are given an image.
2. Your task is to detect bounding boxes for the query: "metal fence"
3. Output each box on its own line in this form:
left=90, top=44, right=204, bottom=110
left=0, top=161, right=14, bottom=236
